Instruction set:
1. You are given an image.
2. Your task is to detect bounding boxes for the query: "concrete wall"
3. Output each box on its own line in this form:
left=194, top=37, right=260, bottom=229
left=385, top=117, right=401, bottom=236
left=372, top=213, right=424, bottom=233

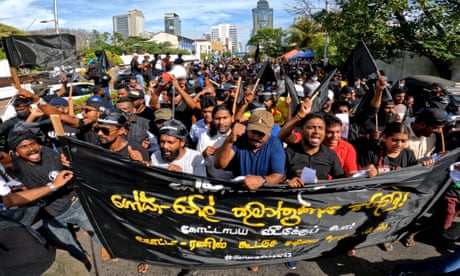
left=376, top=52, right=460, bottom=83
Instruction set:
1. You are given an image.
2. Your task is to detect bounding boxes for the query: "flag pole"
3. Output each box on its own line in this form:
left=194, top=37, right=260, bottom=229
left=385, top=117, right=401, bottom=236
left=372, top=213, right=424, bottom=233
left=232, top=77, right=242, bottom=116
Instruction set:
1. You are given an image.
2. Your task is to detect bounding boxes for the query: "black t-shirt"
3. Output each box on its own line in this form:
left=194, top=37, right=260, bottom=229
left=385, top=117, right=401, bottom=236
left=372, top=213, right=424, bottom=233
left=13, top=145, right=74, bottom=218
left=131, top=59, right=142, bottom=75
left=285, top=143, right=345, bottom=180
left=362, top=147, right=418, bottom=172
left=77, top=120, right=100, bottom=146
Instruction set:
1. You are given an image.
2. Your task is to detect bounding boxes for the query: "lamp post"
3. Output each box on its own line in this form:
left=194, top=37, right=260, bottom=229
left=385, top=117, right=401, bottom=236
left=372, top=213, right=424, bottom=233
left=40, top=0, right=59, bottom=34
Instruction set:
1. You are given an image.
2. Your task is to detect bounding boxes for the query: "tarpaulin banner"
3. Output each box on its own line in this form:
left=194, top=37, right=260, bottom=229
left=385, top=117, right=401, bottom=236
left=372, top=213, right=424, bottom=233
left=64, top=137, right=460, bottom=268
left=2, top=34, right=76, bottom=69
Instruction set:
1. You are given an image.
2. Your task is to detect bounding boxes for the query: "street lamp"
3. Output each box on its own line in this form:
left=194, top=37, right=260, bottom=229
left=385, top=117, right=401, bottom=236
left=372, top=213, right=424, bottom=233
left=40, top=0, right=59, bottom=34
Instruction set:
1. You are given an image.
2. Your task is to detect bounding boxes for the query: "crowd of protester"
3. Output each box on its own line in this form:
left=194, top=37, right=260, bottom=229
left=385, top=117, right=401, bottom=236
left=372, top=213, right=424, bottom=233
left=0, top=54, right=459, bottom=275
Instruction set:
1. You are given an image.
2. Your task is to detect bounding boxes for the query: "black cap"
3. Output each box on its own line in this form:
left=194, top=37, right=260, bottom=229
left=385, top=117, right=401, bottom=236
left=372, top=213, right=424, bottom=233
left=417, top=107, right=448, bottom=126
left=159, top=119, right=188, bottom=140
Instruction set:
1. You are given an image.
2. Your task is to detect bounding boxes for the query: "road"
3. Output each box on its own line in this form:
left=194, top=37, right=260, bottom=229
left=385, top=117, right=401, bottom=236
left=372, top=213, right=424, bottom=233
left=43, top=215, right=459, bottom=276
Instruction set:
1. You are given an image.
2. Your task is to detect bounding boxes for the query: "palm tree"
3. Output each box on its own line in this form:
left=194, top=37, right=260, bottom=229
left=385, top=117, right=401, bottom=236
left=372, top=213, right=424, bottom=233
left=285, top=17, right=322, bottom=50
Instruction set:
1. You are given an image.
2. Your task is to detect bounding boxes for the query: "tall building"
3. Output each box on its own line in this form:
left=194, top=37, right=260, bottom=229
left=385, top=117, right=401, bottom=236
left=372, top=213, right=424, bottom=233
left=113, top=9, right=145, bottom=38
left=252, top=0, right=273, bottom=35
left=210, top=24, right=239, bottom=53
left=164, top=13, right=181, bottom=36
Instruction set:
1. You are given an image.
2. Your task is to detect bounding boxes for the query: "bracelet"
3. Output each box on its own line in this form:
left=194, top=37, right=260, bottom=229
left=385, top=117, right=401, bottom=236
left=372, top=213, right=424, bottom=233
left=261, top=176, right=268, bottom=185
left=47, top=182, right=57, bottom=192
left=38, top=97, right=48, bottom=106
left=295, top=113, right=305, bottom=120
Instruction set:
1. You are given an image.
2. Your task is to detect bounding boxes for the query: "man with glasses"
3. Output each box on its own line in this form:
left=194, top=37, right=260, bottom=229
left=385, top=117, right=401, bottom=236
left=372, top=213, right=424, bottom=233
left=96, top=110, right=149, bottom=163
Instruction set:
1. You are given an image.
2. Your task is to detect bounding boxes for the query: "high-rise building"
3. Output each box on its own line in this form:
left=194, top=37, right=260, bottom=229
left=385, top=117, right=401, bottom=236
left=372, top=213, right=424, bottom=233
left=113, top=9, right=145, bottom=38
left=252, top=0, right=273, bottom=35
left=164, top=13, right=181, bottom=36
left=210, top=24, right=239, bottom=53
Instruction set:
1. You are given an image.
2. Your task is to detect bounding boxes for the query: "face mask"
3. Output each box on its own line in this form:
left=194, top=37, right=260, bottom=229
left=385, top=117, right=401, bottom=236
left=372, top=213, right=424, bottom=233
left=188, top=80, right=195, bottom=86
left=122, top=111, right=132, bottom=118
left=399, top=84, right=405, bottom=87
left=296, top=81, right=303, bottom=85
left=312, top=77, right=318, bottom=81
left=16, top=110, right=30, bottom=119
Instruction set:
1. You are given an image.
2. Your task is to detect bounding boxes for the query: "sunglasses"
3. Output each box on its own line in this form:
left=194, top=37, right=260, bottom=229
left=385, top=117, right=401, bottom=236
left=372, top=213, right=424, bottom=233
left=94, top=126, right=115, bottom=136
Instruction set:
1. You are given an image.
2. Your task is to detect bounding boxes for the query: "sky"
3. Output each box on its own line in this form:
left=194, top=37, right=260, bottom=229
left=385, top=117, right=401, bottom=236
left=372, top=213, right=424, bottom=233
left=0, top=0, right=299, bottom=47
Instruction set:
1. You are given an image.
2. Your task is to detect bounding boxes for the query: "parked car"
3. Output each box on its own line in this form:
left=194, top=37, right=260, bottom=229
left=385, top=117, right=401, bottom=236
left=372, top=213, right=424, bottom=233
left=47, top=82, right=95, bottom=100
left=403, top=75, right=460, bottom=114
left=114, top=70, right=133, bottom=88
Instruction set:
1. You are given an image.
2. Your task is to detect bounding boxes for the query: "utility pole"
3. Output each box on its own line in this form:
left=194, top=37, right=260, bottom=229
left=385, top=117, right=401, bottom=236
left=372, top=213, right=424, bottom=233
left=324, top=0, right=329, bottom=67
left=53, top=0, right=59, bottom=34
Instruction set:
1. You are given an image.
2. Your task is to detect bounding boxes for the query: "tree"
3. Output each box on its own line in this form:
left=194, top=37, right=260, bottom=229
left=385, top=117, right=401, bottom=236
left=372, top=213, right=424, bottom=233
left=306, top=0, right=460, bottom=78
left=248, top=28, right=286, bottom=58
left=285, top=17, right=323, bottom=50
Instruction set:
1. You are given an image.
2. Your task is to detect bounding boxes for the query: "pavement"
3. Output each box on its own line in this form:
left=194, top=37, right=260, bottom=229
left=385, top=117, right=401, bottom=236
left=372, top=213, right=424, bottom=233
left=42, top=215, right=460, bottom=276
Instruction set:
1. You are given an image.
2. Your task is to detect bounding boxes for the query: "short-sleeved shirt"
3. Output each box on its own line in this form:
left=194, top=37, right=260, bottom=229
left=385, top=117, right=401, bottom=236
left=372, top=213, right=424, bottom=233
left=285, top=143, right=344, bottom=180
left=406, top=123, right=437, bottom=160
left=362, top=147, right=418, bottom=173
left=230, top=135, right=285, bottom=177
left=332, top=139, right=358, bottom=176
left=197, top=130, right=233, bottom=180
left=13, top=145, right=74, bottom=218
left=151, top=148, right=206, bottom=177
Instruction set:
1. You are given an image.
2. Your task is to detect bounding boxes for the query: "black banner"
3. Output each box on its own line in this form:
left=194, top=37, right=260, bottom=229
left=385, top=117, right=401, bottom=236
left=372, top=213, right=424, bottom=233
left=65, top=137, right=459, bottom=269
left=3, top=34, right=76, bottom=69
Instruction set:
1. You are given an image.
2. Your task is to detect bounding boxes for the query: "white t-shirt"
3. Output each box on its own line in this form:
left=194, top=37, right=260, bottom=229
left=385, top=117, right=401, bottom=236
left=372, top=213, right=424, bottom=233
left=197, top=130, right=233, bottom=180
left=151, top=148, right=206, bottom=177
left=406, top=123, right=437, bottom=160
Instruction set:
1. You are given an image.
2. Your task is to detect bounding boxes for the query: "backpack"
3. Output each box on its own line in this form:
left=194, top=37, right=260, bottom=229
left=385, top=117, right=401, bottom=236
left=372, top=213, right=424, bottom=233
left=87, top=59, right=102, bottom=79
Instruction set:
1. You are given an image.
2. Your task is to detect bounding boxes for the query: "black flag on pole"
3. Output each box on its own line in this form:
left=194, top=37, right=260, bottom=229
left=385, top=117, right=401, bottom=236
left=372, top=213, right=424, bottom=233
left=2, top=34, right=77, bottom=69
left=254, top=44, right=261, bottom=64
left=341, top=41, right=377, bottom=85
left=310, top=69, right=337, bottom=113
left=341, top=41, right=392, bottom=116
left=256, top=61, right=277, bottom=85
left=284, top=75, right=300, bottom=114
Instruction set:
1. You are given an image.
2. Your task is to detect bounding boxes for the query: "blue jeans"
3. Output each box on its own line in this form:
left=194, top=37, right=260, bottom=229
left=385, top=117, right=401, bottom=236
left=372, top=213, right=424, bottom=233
left=135, top=74, right=145, bottom=88
left=43, top=199, right=103, bottom=261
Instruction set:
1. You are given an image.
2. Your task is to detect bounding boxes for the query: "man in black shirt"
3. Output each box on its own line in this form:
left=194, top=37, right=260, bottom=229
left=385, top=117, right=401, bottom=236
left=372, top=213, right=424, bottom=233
left=8, top=130, right=110, bottom=267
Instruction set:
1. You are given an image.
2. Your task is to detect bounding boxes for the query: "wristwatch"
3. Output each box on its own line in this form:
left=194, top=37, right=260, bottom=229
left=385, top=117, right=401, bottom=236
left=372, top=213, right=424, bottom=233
left=261, top=176, right=268, bottom=186
left=47, top=182, right=57, bottom=192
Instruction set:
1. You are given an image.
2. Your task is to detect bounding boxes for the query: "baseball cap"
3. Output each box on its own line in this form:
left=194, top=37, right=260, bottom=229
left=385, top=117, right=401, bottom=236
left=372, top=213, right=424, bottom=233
left=97, top=109, right=127, bottom=127
left=154, top=108, right=172, bottom=122
left=128, top=90, right=145, bottom=100
left=417, top=107, right=448, bottom=126
left=247, top=110, right=274, bottom=136
left=159, top=119, right=188, bottom=140
left=49, top=97, right=68, bottom=107
left=86, top=96, right=105, bottom=110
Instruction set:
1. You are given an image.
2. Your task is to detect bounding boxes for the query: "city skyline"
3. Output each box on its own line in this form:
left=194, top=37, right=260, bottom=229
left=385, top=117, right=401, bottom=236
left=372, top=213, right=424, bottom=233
left=0, top=0, right=293, bottom=45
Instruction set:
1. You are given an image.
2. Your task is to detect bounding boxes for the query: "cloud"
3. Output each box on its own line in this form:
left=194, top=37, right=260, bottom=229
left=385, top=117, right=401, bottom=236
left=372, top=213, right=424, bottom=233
left=1, top=0, right=294, bottom=46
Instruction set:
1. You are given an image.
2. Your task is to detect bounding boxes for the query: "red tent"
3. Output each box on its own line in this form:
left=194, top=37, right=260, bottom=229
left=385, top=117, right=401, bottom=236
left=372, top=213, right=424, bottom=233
left=279, top=49, right=298, bottom=60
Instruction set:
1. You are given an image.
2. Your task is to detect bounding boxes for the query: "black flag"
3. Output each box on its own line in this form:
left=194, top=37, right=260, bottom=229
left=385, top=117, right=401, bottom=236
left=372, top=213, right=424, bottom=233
left=254, top=44, right=261, bottom=63
left=341, top=41, right=377, bottom=85
left=310, top=69, right=337, bottom=113
left=3, top=34, right=77, bottom=69
left=256, top=61, right=277, bottom=85
left=284, top=75, right=300, bottom=114
left=342, top=41, right=392, bottom=115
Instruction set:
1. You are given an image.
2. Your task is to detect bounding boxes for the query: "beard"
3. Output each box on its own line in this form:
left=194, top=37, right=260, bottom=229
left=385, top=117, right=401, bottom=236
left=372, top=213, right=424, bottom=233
left=161, top=148, right=180, bottom=162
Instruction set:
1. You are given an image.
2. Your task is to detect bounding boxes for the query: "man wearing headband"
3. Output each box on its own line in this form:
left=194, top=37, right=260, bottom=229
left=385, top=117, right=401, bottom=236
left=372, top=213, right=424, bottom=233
left=150, top=119, right=205, bottom=176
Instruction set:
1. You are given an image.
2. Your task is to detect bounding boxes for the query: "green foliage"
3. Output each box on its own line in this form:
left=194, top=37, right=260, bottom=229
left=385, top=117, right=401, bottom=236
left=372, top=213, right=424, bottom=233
left=310, top=0, right=460, bottom=76
left=248, top=28, right=286, bottom=58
